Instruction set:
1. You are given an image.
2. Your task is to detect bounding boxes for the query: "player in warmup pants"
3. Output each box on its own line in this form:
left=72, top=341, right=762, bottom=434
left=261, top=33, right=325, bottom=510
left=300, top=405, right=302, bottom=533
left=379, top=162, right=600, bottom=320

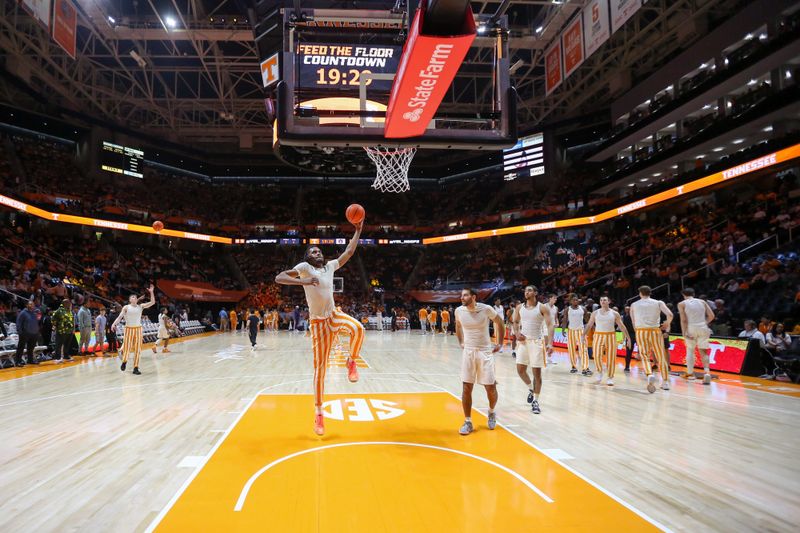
left=429, top=308, right=438, bottom=334
left=152, top=308, right=172, bottom=353
left=112, top=284, right=155, bottom=375
left=678, top=288, right=715, bottom=384
left=585, top=296, right=631, bottom=386
left=542, top=294, right=559, bottom=364
left=563, top=294, right=591, bottom=375
left=276, top=221, right=365, bottom=436
left=512, top=286, right=553, bottom=414
left=419, top=307, right=428, bottom=335
left=630, top=285, right=674, bottom=393
left=456, top=288, right=505, bottom=435
left=247, top=309, right=259, bottom=349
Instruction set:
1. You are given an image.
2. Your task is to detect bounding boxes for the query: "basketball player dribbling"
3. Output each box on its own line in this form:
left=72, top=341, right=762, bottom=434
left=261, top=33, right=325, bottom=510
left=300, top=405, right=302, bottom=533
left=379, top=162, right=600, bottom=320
left=275, top=221, right=365, bottom=436
left=512, top=286, right=553, bottom=414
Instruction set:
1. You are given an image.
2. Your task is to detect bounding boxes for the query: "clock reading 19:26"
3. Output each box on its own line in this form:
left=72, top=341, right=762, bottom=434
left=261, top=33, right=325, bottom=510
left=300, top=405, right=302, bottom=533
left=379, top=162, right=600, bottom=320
left=296, top=43, right=402, bottom=92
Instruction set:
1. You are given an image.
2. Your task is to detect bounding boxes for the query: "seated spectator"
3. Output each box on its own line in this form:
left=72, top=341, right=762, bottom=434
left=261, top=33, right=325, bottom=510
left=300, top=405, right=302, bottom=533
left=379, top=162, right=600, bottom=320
left=766, top=323, right=792, bottom=353
left=739, top=320, right=766, bottom=347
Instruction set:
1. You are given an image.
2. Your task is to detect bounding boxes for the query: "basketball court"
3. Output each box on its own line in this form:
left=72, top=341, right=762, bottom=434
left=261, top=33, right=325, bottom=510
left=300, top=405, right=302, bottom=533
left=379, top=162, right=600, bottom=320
left=1, top=331, right=798, bottom=532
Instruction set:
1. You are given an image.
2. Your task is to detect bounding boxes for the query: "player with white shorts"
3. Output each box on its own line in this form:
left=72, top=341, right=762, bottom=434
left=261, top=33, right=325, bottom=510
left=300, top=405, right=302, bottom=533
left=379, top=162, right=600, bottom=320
left=678, top=287, right=715, bottom=384
left=456, top=288, right=505, bottom=436
left=513, top=285, right=553, bottom=415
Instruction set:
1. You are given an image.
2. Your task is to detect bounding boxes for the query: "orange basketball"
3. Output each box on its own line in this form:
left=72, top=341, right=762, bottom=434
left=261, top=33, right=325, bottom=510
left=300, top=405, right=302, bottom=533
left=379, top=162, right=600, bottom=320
left=345, top=204, right=365, bottom=224
left=152, top=220, right=164, bottom=232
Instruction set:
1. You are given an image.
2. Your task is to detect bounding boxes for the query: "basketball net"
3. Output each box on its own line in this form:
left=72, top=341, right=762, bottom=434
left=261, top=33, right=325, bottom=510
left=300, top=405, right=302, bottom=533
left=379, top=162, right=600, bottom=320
left=364, top=146, right=416, bottom=193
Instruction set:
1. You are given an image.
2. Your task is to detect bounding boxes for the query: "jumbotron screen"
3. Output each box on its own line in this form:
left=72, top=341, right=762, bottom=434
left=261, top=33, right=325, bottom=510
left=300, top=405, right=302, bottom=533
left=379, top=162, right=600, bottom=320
left=100, top=141, right=144, bottom=179
left=503, top=132, right=545, bottom=181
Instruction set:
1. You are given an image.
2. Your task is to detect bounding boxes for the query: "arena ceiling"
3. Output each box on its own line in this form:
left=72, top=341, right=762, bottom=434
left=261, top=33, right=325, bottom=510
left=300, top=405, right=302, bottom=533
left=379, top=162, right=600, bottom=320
left=0, top=0, right=748, bottom=166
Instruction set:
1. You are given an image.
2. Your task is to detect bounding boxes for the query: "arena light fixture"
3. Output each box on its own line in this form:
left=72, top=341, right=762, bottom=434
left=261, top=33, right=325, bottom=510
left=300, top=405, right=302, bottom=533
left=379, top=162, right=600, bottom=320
left=747, top=79, right=757, bottom=86
left=166, top=16, right=177, bottom=28
left=640, top=178, right=650, bottom=182
left=732, top=139, right=745, bottom=144
left=108, top=16, right=115, bottom=24
left=763, top=125, right=773, bottom=132
left=535, top=26, right=543, bottom=33
left=712, top=147, right=725, bottom=152
left=786, top=70, right=793, bottom=79
left=651, top=173, right=661, bottom=177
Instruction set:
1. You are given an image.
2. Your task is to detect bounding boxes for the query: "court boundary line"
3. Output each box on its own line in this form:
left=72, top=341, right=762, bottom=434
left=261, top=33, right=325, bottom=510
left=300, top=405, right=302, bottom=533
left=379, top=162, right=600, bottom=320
left=233, top=441, right=554, bottom=511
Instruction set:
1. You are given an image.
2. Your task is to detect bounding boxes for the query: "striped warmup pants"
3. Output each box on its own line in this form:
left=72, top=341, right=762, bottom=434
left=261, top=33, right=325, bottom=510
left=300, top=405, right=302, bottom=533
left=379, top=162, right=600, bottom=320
left=635, top=328, right=668, bottom=380
left=121, top=326, right=143, bottom=368
left=310, top=310, right=365, bottom=407
left=567, top=328, right=589, bottom=370
left=593, top=332, right=618, bottom=377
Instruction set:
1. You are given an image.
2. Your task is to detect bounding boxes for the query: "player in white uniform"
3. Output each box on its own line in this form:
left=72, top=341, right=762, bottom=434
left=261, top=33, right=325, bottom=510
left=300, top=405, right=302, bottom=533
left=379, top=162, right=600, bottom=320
left=276, top=221, right=365, bottom=436
left=512, top=286, right=553, bottom=414
left=630, top=285, right=674, bottom=392
left=152, top=307, right=172, bottom=353
left=542, top=294, right=559, bottom=364
left=111, top=284, right=155, bottom=375
left=678, top=288, right=715, bottom=384
left=456, top=288, right=505, bottom=435
left=584, top=296, right=631, bottom=386
left=562, top=294, right=590, bottom=375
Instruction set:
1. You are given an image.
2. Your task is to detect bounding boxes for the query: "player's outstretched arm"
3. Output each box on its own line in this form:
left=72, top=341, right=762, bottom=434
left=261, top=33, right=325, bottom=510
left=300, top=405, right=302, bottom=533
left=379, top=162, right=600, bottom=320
left=275, top=269, right=317, bottom=286
left=141, top=284, right=156, bottom=309
left=337, top=221, right=364, bottom=267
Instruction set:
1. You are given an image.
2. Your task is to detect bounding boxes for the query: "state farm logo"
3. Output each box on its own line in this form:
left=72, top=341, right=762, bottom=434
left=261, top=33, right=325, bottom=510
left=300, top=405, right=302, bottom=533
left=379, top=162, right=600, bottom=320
left=403, top=108, right=423, bottom=122
left=322, top=398, right=405, bottom=421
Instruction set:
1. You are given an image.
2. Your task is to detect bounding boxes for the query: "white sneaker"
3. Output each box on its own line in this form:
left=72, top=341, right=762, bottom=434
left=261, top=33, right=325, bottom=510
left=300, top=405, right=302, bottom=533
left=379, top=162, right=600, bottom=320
left=661, top=380, right=670, bottom=390
left=595, top=373, right=603, bottom=384
left=606, top=378, right=614, bottom=386
left=703, top=373, right=712, bottom=385
left=647, top=375, right=656, bottom=393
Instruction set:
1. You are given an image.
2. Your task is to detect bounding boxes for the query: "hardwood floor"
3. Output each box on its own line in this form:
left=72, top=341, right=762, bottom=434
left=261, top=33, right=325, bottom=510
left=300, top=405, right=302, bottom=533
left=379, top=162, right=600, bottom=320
left=0, top=330, right=797, bottom=532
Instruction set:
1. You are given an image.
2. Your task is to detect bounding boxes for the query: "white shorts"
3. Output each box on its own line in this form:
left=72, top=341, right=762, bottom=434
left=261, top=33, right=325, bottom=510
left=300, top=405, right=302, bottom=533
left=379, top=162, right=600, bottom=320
left=686, top=324, right=711, bottom=351
left=517, top=338, right=545, bottom=368
left=461, top=347, right=496, bottom=385
left=158, top=326, right=170, bottom=340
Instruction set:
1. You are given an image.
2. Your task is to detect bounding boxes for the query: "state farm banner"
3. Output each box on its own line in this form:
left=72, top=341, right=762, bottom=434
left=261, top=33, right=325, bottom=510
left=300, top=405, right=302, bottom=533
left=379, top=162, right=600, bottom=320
left=544, top=41, right=563, bottom=96
left=158, top=280, right=247, bottom=303
left=610, top=0, right=642, bottom=34
left=583, top=0, right=611, bottom=57
left=551, top=328, right=748, bottom=374
left=562, top=16, right=584, bottom=78
left=384, top=5, right=476, bottom=138
left=19, top=0, right=51, bottom=29
left=51, top=0, right=77, bottom=59
left=409, top=289, right=494, bottom=304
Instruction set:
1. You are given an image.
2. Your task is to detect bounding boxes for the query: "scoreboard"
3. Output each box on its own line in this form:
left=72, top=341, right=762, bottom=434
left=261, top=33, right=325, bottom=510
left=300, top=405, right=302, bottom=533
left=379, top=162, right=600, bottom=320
left=296, top=43, right=402, bottom=92
left=503, top=132, right=545, bottom=181
left=100, top=141, right=144, bottom=179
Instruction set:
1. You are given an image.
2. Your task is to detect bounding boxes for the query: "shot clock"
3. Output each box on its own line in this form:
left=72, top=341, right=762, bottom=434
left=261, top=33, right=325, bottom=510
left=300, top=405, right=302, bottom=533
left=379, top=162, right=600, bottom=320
left=296, top=43, right=402, bottom=92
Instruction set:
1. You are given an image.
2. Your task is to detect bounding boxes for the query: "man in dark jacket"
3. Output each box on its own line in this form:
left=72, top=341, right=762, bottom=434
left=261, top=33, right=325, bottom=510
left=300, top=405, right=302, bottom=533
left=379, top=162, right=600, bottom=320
left=40, top=309, right=53, bottom=355
left=15, top=300, right=41, bottom=366
left=622, top=305, right=636, bottom=372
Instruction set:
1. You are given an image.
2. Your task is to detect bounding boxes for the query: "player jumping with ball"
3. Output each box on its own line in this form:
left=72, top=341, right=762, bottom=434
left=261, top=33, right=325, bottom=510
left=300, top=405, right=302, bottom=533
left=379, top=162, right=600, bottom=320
left=276, top=210, right=365, bottom=436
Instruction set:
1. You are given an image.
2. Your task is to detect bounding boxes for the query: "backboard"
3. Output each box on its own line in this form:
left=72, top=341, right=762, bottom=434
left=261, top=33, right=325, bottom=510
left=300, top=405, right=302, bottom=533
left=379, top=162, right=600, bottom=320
left=271, top=5, right=517, bottom=174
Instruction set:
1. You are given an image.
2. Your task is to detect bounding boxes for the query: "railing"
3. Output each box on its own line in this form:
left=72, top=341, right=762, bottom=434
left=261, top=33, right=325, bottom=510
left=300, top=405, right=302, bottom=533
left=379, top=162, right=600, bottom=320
left=580, top=273, right=614, bottom=291
left=680, top=259, right=723, bottom=290
left=0, top=285, right=30, bottom=304
left=625, top=283, right=671, bottom=305
left=620, top=255, right=654, bottom=277
left=707, top=218, right=728, bottom=232
left=619, top=239, right=643, bottom=258
left=736, top=234, right=778, bottom=264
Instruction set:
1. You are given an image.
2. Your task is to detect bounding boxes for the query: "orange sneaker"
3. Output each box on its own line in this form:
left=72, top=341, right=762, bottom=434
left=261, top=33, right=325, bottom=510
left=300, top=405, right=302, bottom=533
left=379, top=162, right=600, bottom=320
left=346, top=357, right=359, bottom=383
left=314, top=414, right=325, bottom=436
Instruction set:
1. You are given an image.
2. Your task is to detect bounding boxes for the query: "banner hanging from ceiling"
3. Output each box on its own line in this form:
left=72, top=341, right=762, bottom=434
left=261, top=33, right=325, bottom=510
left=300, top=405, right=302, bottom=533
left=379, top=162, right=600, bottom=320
left=583, top=0, right=611, bottom=57
left=51, top=0, right=77, bottom=59
left=610, top=0, right=642, bottom=34
left=544, top=40, right=563, bottom=96
left=562, top=16, right=585, bottom=78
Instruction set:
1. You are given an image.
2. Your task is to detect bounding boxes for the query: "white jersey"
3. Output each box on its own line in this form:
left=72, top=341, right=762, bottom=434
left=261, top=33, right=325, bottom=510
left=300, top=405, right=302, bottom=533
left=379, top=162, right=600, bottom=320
left=594, top=309, right=618, bottom=333
left=494, top=305, right=504, bottom=319
left=567, top=306, right=585, bottom=329
left=631, top=298, right=663, bottom=328
left=293, top=259, right=340, bottom=319
left=456, top=303, right=497, bottom=350
left=682, top=297, right=708, bottom=326
left=519, top=302, right=546, bottom=340
left=123, top=304, right=144, bottom=327
left=544, top=304, right=558, bottom=331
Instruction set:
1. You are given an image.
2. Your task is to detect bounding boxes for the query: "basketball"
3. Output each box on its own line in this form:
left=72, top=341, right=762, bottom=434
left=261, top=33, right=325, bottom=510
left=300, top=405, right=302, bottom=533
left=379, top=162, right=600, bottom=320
left=152, top=220, right=164, bottom=232
left=345, top=204, right=365, bottom=224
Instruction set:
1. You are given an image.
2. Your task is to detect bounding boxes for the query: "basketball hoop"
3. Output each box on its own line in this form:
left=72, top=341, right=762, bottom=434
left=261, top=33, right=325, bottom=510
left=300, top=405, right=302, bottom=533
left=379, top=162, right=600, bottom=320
left=364, top=146, right=416, bottom=193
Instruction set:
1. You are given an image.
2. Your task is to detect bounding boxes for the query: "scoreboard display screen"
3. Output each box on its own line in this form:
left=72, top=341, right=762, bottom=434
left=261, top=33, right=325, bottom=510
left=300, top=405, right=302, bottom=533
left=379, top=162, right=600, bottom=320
left=503, top=133, right=545, bottom=181
left=296, top=43, right=402, bottom=92
left=100, top=141, right=144, bottom=179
